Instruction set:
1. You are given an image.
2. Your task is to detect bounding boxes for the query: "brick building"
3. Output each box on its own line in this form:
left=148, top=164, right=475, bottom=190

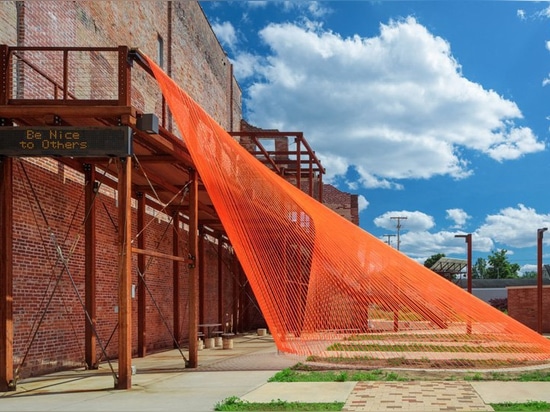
left=0, top=1, right=359, bottom=390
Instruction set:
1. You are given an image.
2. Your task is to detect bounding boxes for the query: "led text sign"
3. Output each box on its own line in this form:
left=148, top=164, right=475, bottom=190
left=0, top=127, right=132, bottom=157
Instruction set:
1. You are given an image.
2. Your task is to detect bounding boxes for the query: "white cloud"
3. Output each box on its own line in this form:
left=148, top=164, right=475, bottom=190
left=398, top=229, right=493, bottom=261
left=358, top=195, right=369, bottom=212
left=234, top=17, right=543, bottom=189
left=536, top=6, right=550, bottom=19
left=211, top=21, right=238, bottom=51
left=485, top=126, right=544, bottom=161
left=246, top=1, right=268, bottom=9
left=476, top=204, right=550, bottom=248
left=307, top=1, right=332, bottom=18
left=446, top=208, right=471, bottom=228
left=231, top=51, right=264, bottom=81
left=517, top=9, right=526, bottom=20
left=373, top=210, right=434, bottom=232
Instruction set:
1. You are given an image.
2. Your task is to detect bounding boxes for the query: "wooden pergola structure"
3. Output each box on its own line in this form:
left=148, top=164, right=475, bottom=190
left=0, top=45, right=326, bottom=391
left=0, top=45, right=233, bottom=390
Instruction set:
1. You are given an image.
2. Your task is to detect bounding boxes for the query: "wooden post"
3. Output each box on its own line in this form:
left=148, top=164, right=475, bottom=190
left=117, top=157, right=132, bottom=389
left=199, top=226, right=205, bottom=325
left=172, top=209, right=181, bottom=346
left=117, top=46, right=131, bottom=106
left=84, top=164, right=97, bottom=369
left=232, top=257, right=239, bottom=334
left=188, top=170, right=199, bottom=368
left=137, top=192, right=146, bottom=357
left=0, top=157, right=14, bottom=391
left=0, top=45, right=9, bottom=105
left=217, top=235, right=223, bottom=324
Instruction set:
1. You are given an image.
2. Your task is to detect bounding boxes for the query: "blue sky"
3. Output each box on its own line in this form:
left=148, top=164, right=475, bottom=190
left=201, top=1, right=550, bottom=272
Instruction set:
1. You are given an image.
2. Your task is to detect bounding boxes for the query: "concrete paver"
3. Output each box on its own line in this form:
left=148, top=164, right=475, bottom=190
left=1, top=333, right=550, bottom=411
left=341, top=381, right=492, bottom=411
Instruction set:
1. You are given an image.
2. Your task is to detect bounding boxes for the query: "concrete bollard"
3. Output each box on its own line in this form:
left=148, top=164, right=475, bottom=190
left=222, top=333, right=234, bottom=349
left=204, top=337, right=215, bottom=349
left=257, top=328, right=267, bottom=336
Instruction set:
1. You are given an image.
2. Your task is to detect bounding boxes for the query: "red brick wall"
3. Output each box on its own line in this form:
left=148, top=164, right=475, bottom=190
left=1, top=1, right=247, bottom=378
left=323, top=184, right=359, bottom=225
left=508, top=286, right=550, bottom=333
left=9, top=158, right=246, bottom=378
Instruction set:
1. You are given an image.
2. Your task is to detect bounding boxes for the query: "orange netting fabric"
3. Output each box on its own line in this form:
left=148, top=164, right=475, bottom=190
left=144, top=55, right=550, bottom=368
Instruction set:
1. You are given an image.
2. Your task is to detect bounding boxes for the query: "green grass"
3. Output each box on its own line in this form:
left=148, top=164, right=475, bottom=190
left=214, top=397, right=343, bottom=411
left=214, top=397, right=550, bottom=411
left=269, top=367, right=405, bottom=382
left=491, top=401, right=550, bottom=411
left=326, top=342, right=543, bottom=353
left=270, top=367, right=550, bottom=383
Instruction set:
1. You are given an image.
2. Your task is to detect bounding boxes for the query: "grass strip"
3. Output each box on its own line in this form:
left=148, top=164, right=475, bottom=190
left=326, top=342, right=543, bottom=353
left=214, top=397, right=343, bottom=411
left=491, top=401, right=550, bottom=411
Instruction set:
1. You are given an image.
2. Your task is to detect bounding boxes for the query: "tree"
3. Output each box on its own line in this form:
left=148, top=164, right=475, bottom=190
left=522, top=271, right=537, bottom=279
left=424, top=253, right=445, bottom=269
left=481, top=249, right=520, bottom=279
left=472, top=257, right=488, bottom=279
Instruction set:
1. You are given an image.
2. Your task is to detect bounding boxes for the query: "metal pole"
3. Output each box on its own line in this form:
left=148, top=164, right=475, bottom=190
left=537, top=228, right=547, bottom=334
left=455, top=234, right=472, bottom=293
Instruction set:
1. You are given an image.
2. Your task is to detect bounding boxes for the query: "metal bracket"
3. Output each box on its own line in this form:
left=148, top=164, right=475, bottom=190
left=188, top=254, right=195, bottom=269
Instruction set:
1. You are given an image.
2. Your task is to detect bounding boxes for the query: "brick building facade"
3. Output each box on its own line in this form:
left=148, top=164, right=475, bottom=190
left=0, top=1, right=359, bottom=383
left=508, top=286, right=550, bottom=333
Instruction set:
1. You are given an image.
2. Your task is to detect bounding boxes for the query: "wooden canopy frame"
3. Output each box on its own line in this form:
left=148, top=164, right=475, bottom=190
left=0, top=45, right=229, bottom=390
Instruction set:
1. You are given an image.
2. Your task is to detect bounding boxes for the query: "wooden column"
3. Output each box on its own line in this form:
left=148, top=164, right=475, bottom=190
left=117, top=157, right=132, bottom=389
left=172, top=210, right=181, bottom=346
left=199, top=226, right=205, bottom=325
left=232, top=256, right=239, bottom=334
left=217, top=235, right=223, bottom=324
left=187, top=170, right=199, bottom=368
left=137, top=193, right=146, bottom=357
left=0, top=157, right=14, bottom=391
left=239, top=266, right=246, bottom=332
left=84, top=164, right=97, bottom=369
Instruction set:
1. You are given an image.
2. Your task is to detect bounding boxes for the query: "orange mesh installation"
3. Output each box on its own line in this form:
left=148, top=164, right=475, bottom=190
left=144, top=55, right=550, bottom=368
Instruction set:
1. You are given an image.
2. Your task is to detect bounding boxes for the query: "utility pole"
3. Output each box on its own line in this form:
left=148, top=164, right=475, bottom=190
left=382, top=234, right=396, bottom=247
left=390, top=216, right=407, bottom=251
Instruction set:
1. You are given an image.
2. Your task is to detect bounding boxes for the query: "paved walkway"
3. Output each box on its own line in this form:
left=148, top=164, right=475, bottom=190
left=1, top=333, right=550, bottom=411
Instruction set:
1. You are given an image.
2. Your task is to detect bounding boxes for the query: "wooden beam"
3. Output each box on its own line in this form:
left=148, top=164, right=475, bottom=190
left=131, top=247, right=187, bottom=263
left=117, top=157, right=132, bottom=389
left=84, top=164, right=98, bottom=370
left=0, top=157, right=14, bottom=392
left=188, top=169, right=199, bottom=368
left=137, top=193, right=146, bottom=358
left=0, top=105, right=136, bottom=118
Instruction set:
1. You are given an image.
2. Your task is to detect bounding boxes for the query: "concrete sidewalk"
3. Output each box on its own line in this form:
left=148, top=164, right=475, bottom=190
left=1, top=334, right=550, bottom=411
